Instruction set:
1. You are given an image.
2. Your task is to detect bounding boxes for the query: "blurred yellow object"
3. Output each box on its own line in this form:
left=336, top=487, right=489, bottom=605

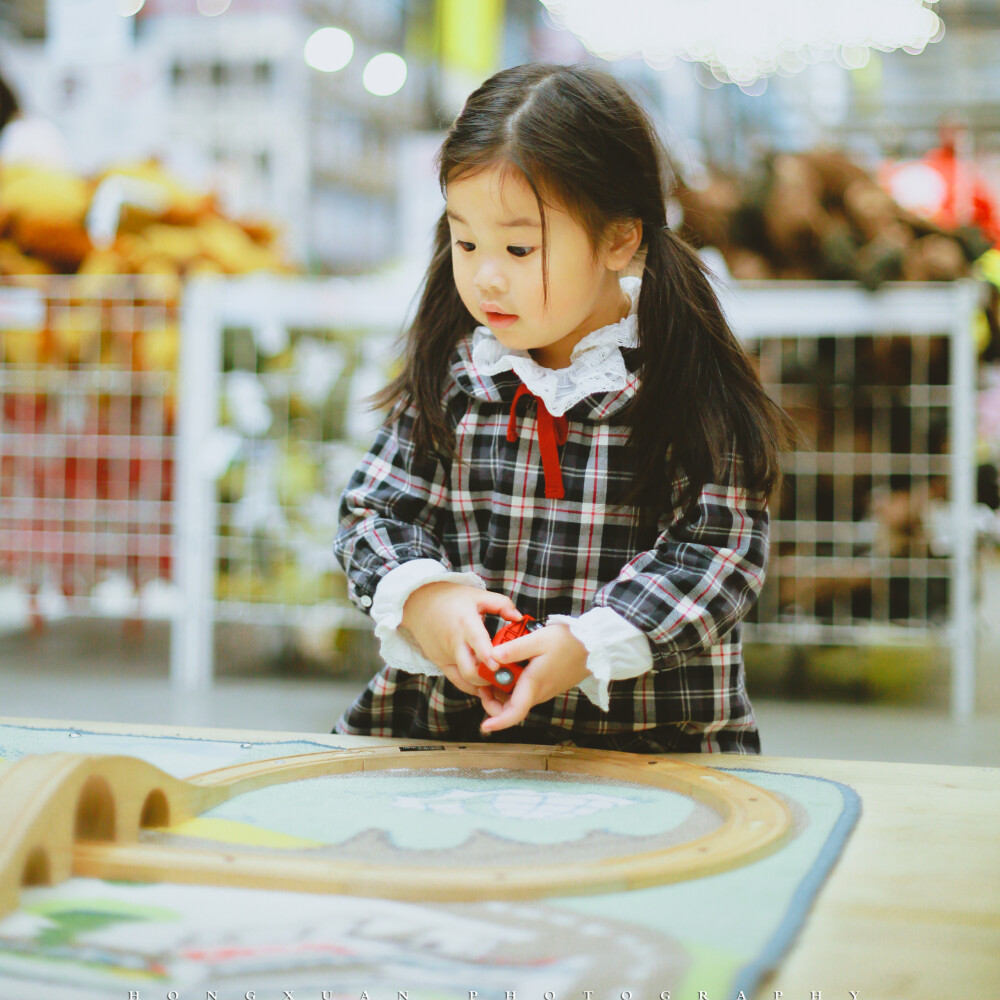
left=0, top=327, right=45, bottom=366
left=97, top=159, right=214, bottom=225
left=12, top=216, right=92, bottom=271
left=138, top=254, right=180, bottom=277
left=218, top=462, right=246, bottom=503
left=275, top=442, right=321, bottom=506
left=974, top=311, right=992, bottom=355
left=976, top=249, right=1000, bottom=288
left=77, top=247, right=126, bottom=276
left=138, top=268, right=182, bottom=303
left=261, top=348, right=295, bottom=373
left=438, top=0, right=504, bottom=76
left=0, top=239, right=53, bottom=276
left=186, top=256, right=226, bottom=277
left=143, top=224, right=203, bottom=265
left=0, top=160, right=293, bottom=276
left=215, top=568, right=265, bottom=603
left=196, top=216, right=286, bottom=274
left=0, top=165, right=91, bottom=224
left=48, top=305, right=103, bottom=365
left=265, top=562, right=336, bottom=605
left=239, top=217, right=282, bottom=249
left=133, top=323, right=180, bottom=373
left=113, top=232, right=152, bottom=271
left=0, top=163, right=94, bottom=269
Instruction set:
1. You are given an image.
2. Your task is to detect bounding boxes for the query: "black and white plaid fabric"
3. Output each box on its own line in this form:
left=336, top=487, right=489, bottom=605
left=334, top=335, right=768, bottom=754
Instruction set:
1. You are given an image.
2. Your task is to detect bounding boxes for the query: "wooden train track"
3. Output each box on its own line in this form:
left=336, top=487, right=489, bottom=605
left=0, top=743, right=793, bottom=917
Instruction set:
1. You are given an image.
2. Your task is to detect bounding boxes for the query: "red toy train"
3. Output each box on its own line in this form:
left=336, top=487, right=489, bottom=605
left=477, top=614, right=543, bottom=692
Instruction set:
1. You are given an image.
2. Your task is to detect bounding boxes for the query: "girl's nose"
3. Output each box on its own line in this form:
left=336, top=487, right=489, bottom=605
left=475, top=259, right=507, bottom=295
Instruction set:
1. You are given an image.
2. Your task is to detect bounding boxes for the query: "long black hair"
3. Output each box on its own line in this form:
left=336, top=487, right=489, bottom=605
left=0, top=74, right=20, bottom=133
left=376, top=63, right=790, bottom=526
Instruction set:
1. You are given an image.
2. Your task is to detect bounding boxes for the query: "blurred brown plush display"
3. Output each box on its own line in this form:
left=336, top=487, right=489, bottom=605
left=674, top=146, right=991, bottom=290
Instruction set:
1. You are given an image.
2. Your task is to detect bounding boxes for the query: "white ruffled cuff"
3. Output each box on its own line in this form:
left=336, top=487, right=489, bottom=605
left=371, top=559, right=486, bottom=675
left=547, top=607, right=652, bottom=712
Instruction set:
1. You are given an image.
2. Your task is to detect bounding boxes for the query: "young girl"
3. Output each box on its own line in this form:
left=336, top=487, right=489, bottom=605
left=333, top=63, right=788, bottom=754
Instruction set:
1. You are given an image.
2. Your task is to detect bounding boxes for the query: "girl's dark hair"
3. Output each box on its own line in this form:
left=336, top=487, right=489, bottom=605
left=0, top=74, right=20, bottom=133
left=376, top=63, right=790, bottom=527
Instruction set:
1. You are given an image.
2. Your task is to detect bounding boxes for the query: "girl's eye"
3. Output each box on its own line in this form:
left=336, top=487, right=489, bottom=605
left=455, top=241, right=475, bottom=252
left=507, top=246, right=535, bottom=258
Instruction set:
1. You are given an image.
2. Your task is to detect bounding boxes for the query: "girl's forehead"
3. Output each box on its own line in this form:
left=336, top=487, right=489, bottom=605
left=446, top=165, right=547, bottom=223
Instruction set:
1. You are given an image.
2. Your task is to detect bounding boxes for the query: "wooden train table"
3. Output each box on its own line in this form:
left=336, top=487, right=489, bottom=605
left=0, top=715, right=996, bottom=1000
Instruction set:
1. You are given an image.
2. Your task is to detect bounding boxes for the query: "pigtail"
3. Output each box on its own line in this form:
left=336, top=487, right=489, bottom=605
left=630, top=224, right=790, bottom=527
left=372, top=210, right=476, bottom=456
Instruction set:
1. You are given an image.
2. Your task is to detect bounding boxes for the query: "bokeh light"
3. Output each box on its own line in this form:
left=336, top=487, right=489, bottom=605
left=197, top=0, right=231, bottom=16
left=304, top=27, right=355, bottom=74
left=539, top=0, right=944, bottom=86
left=362, top=53, right=407, bottom=97
left=115, top=0, right=145, bottom=15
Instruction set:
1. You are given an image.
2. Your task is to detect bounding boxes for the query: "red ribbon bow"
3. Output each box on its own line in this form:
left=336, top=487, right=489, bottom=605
left=507, top=383, right=569, bottom=499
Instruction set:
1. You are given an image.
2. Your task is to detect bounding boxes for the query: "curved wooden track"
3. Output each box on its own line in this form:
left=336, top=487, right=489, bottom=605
left=0, top=743, right=793, bottom=915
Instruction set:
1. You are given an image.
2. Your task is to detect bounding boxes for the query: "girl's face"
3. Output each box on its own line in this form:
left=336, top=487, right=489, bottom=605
left=446, top=164, right=638, bottom=370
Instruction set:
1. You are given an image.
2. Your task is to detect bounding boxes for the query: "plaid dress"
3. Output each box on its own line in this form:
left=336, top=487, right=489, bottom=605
left=334, top=333, right=768, bottom=754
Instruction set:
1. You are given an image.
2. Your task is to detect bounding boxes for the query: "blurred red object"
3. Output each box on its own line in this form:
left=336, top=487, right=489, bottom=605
left=882, top=119, right=1000, bottom=247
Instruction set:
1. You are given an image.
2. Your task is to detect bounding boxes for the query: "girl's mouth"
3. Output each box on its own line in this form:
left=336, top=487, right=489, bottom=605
left=485, top=310, right=518, bottom=328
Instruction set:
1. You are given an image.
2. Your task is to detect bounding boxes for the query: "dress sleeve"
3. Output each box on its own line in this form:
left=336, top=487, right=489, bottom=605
left=592, top=466, right=770, bottom=668
left=334, top=400, right=459, bottom=609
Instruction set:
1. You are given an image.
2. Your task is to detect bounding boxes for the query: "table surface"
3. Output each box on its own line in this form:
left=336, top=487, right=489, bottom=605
left=3, top=715, right=998, bottom=1000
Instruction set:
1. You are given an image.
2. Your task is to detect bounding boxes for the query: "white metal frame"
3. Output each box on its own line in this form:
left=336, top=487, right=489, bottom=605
left=174, top=277, right=980, bottom=718
left=171, top=272, right=417, bottom=692
left=717, top=280, right=979, bottom=719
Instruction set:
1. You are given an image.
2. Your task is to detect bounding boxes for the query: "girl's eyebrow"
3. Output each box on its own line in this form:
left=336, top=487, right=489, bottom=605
left=446, top=208, right=540, bottom=229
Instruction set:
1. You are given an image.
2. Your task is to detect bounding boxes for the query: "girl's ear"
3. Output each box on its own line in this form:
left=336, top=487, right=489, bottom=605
left=600, top=219, right=643, bottom=271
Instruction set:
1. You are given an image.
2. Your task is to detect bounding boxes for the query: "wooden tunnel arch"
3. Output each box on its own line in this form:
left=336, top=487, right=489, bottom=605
left=0, top=743, right=794, bottom=920
left=0, top=752, right=226, bottom=920
left=20, top=846, right=51, bottom=889
left=75, top=774, right=117, bottom=841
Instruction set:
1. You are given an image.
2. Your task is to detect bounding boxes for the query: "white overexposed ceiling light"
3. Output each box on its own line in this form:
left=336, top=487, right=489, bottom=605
left=197, top=0, right=232, bottom=15
left=304, top=27, right=355, bottom=74
left=363, top=53, right=408, bottom=97
left=539, top=0, right=944, bottom=86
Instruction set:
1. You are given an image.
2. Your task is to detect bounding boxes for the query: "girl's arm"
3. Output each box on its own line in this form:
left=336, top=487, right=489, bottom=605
left=335, top=401, right=516, bottom=683
left=335, top=402, right=455, bottom=608
left=590, top=474, right=770, bottom=669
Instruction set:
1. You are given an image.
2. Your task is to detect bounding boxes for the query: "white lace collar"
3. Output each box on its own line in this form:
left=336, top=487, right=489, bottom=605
left=468, top=277, right=640, bottom=417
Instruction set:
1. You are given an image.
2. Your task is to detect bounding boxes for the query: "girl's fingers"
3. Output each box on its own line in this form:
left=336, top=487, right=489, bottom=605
left=455, top=642, right=491, bottom=687
left=469, top=635, right=500, bottom=672
left=441, top=663, right=484, bottom=697
left=479, top=675, right=536, bottom=733
left=491, top=632, right=545, bottom=664
left=455, top=613, right=501, bottom=670
left=476, top=592, right=523, bottom=622
left=477, top=686, right=507, bottom=717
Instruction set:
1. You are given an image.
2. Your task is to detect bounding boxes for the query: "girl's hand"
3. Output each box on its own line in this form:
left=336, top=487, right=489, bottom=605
left=401, top=582, right=521, bottom=697
left=478, top=623, right=590, bottom=733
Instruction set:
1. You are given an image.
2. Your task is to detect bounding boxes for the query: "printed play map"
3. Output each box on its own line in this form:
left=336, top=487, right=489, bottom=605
left=0, top=722, right=860, bottom=999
